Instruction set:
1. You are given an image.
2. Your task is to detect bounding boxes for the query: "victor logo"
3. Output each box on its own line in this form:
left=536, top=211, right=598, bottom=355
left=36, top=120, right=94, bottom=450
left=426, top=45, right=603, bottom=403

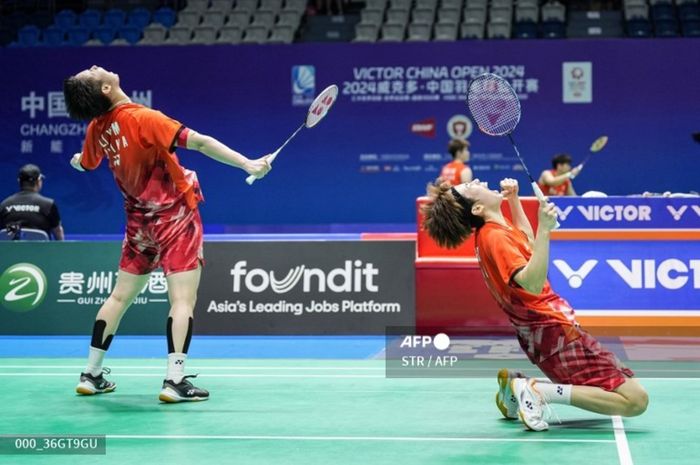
left=0, top=263, right=48, bottom=312
left=667, top=205, right=700, bottom=221
left=555, top=206, right=574, bottom=221
left=553, top=258, right=700, bottom=290
left=552, top=259, right=597, bottom=288
left=230, top=260, right=379, bottom=294
left=607, top=259, right=700, bottom=289
left=576, top=205, right=651, bottom=222
left=667, top=205, right=687, bottom=221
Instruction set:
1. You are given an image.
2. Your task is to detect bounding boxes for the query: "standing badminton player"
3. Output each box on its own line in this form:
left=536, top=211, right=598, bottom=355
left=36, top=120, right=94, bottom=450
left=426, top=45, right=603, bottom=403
left=538, top=153, right=581, bottom=196
left=422, top=178, right=648, bottom=431
left=63, top=65, right=271, bottom=402
left=438, top=139, right=472, bottom=186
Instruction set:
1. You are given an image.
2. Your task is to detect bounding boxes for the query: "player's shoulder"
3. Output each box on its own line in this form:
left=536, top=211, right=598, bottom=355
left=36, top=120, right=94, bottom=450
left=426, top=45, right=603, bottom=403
left=481, top=222, right=522, bottom=244
left=122, top=103, right=156, bottom=118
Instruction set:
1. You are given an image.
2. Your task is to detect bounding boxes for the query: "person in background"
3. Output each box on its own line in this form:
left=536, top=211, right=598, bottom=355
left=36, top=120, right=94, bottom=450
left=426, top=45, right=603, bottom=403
left=0, top=164, right=64, bottom=240
left=538, top=153, right=582, bottom=197
left=438, top=139, right=472, bottom=186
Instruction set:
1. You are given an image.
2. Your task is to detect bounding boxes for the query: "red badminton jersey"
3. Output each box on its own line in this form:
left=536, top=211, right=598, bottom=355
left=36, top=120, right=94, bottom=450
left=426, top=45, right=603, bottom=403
left=538, top=169, right=570, bottom=197
left=439, top=160, right=467, bottom=186
left=475, top=220, right=581, bottom=362
left=80, top=103, right=203, bottom=212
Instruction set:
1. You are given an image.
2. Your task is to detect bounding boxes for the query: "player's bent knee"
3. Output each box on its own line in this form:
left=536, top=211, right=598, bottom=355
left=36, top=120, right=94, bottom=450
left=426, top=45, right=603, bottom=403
left=627, top=390, right=649, bottom=417
left=169, top=300, right=195, bottom=317
left=109, top=290, right=133, bottom=307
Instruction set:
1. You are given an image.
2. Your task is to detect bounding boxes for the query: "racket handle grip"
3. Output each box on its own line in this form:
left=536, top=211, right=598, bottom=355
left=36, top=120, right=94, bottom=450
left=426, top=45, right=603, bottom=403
left=531, top=182, right=561, bottom=230
left=245, top=152, right=279, bottom=186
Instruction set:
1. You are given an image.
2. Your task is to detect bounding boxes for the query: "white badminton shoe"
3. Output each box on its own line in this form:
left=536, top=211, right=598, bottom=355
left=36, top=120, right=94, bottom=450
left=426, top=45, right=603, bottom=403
left=495, top=368, right=521, bottom=420
left=511, top=378, right=549, bottom=431
left=76, top=368, right=116, bottom=395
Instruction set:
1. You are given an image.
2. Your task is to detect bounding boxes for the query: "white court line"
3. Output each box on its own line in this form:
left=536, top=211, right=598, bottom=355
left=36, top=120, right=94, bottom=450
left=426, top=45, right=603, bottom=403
left=0, top=372, right=697, bottom=381
left=612, top=416, right=634, bottom=465
left=105, top=434, right=615, bottom=444
left=0, top=373, right=384, bottom=378
left=1, top=365, right=697, bottom=373
left=0, top=365, right=385, bottom=370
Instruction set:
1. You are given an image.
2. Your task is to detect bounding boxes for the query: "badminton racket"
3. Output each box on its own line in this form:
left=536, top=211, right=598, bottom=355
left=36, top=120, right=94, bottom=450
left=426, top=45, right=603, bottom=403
left=467, top=73, right=559, bottom=228
left=246, top=84, right=338, bottom=185
left=580, top=135, right=608, bottom=167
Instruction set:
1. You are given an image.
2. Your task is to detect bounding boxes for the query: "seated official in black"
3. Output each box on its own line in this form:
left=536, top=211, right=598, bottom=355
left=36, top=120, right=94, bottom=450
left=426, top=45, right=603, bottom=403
left=0, top=164, right=64, bottom=240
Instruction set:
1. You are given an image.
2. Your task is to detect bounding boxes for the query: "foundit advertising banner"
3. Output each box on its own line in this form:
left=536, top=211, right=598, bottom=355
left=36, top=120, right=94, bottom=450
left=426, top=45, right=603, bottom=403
left=0, top=241, right=415, bottom=335
left=195, top=241, right=415, bottom=334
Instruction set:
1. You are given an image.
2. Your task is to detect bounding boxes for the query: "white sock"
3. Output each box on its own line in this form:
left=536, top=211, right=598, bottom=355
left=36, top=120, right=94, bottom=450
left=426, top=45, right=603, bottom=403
left=167, top=353, right=187, bottom=384
left=534, top=381, right=572, bottom=405
left=86, top=347, right=106, bottom=376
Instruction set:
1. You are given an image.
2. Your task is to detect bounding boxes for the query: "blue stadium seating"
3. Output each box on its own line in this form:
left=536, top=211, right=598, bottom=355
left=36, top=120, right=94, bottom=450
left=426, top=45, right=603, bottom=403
left=67, top=26, right=91, bottom=46
left=54, top=10, right=78, bottom=30
left=514, top=22, right=538, bottom=39
left=651, top=4, right=675, bottom=22
left=17, top=25, right=41, bottom=46
left=542, top=22, right=566, bottom=38
left=655, top=19, right=679, bottom=36
left=119, top=26, right=142, bottom=44
left=43, top=25, right=66, bottom=46
left=682, top=19, right=700, bottom=36
left=153, top=7, right=177, bottom=28
left=80, top=9, right=102, bottom=31
left=128, top=8, right=152, bottom=29
left=104, top=9, right=127, bottom=29
left=680, top=4, right=700, bottom=21
left=627, top=19, right=652, bottom=37
left=94, top=25, right=117, bottom=44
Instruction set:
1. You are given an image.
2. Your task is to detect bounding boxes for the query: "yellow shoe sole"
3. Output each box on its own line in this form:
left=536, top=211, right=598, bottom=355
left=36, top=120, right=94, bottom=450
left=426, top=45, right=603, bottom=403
left=495, top=368, right=511, bottom=419
left=76, top=385, right=116, bottom=395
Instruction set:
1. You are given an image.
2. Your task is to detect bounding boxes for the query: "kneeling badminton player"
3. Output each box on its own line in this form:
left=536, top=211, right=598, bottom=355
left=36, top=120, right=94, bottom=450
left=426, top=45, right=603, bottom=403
left=63, top=65, right=271, bottom=402
left=422, top=178, right=648, bottom=431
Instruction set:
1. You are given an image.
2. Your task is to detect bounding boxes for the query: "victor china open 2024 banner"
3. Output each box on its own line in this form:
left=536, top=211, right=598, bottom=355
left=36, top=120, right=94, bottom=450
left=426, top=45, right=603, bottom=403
left=1, top=40, right=698, bottom=233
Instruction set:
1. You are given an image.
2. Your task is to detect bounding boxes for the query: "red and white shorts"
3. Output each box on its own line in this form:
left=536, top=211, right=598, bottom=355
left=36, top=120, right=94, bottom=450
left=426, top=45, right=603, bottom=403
left=537, top=331, right=635, bottom=392
left=120, top=204, right=204, bottom=276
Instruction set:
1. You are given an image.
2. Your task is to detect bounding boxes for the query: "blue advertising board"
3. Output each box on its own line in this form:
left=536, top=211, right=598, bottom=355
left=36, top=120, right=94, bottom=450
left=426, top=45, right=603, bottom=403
left=554, top=197, right=700, bottom=229
left=1, top=40, right=699, bottom=233
left=549, top=240, right=700, bottom=314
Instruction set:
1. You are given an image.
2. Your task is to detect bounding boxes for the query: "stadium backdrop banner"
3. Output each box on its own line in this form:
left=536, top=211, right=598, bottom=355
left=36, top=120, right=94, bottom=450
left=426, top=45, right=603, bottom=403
left=0, top=241, right=415, bottom=335
left=1, top=40, right=699, bottom=234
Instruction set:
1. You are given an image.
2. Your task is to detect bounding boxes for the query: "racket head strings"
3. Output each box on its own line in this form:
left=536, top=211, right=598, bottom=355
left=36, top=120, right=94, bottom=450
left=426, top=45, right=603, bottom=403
left=467, top=73, right=521, bottom=137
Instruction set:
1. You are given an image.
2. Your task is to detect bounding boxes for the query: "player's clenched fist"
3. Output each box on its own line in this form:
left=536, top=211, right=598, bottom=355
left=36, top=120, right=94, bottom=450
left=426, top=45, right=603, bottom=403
left=500, top=178, right=519, bottom=199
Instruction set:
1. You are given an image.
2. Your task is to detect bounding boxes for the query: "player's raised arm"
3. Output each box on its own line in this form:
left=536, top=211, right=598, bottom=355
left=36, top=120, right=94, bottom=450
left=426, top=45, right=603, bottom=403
left=500, top=178, right=534, bottom=245
left=182, top=129, right=271, bottom=179
left=539, top=169, right=572, bottom=187
left=512, top=201, right=558, bottom=294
